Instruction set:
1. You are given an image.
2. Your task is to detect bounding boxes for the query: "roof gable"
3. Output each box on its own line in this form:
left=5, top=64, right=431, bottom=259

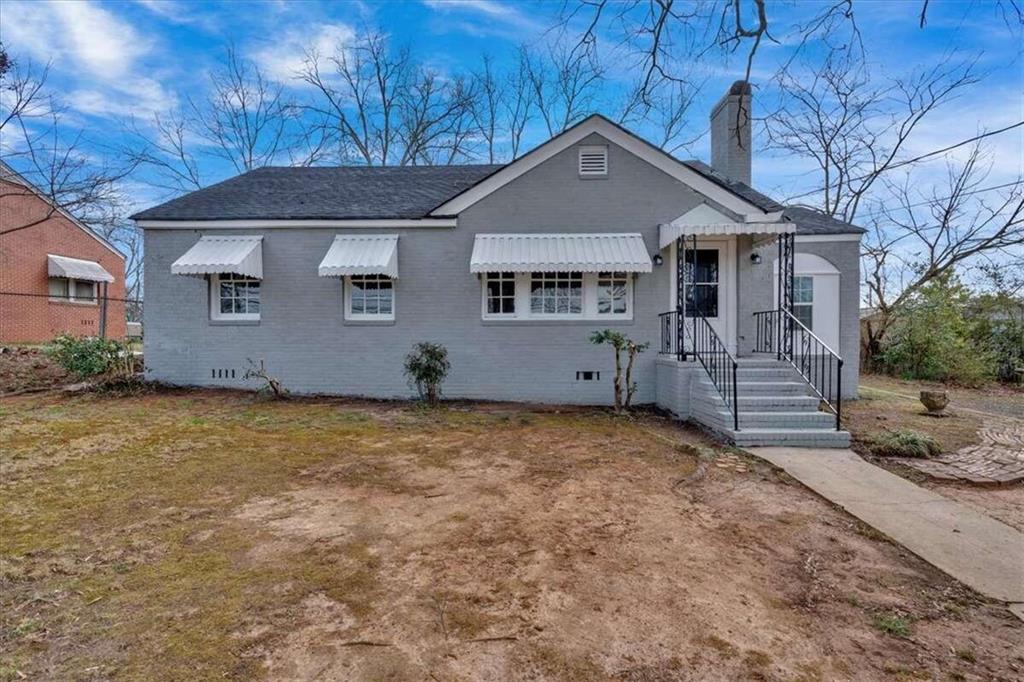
left=429, top=114, right=783, bottom=222
left=1, top=160, right=124, bottom=260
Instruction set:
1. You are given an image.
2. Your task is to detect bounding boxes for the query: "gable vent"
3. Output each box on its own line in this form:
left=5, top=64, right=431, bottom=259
left=578, top=146, right=608, bottom=177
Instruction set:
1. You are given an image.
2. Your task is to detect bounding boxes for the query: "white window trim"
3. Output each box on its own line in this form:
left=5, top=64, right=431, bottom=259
left=792, top=275, right=814, bottom=330
left=480, top=271, right=634, bottom=321
left=210, top=273, right=261, bottom=321
left=344, top=275, right=395, bottom=321
left=48, top=277, right=98, bottom=306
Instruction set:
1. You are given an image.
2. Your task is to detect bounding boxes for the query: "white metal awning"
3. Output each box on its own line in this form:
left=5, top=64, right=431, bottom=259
left=318, top=235, right=399, bottom=279
left=658, top=222, right=795, bottom=249
left=171, top=235, right=263, bottom=278
left=47, top=254, right=114, bottom=283
left=470, top=233, right=652, bottom=273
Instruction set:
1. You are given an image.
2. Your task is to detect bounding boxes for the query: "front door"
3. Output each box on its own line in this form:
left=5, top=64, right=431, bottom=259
left=669, top=237, right=737, bottom=355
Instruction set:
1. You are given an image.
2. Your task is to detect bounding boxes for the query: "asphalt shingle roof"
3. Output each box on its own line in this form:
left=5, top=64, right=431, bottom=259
left=782, top=205, right=866, bottom=235
left=131, top=158, right=864, bottom=236
left=130, top=165, right=504, bottom=221
left=681, top=160, right=785, bottom=214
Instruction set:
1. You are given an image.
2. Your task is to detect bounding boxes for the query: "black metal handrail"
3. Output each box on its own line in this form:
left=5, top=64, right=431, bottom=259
left=753, top=309, right=843, bottom=430
left=659, top=308, right=739, bottom=431
left=658, top=310, right=681, bottom=359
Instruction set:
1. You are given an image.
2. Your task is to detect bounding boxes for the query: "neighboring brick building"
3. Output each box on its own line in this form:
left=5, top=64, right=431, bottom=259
left=0, top=161, right=127, bottom=343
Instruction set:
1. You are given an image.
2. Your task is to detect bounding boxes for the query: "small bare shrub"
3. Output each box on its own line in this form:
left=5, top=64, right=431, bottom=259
left=244, top=359, right=288, bottom=399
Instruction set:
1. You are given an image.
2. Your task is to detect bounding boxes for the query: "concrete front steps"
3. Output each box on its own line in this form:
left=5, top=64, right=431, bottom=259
left=691, top=358, right=850, bottom=448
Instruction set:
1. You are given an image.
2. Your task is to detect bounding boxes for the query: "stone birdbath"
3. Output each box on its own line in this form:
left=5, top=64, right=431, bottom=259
left=920, top=390, right=949, bottom=416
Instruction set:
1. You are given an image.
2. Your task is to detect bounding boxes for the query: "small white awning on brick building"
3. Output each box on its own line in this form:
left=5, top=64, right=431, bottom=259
left=318, top=234, right=399, bottom=278
left=47, top=254, right=114, bottom=282
left=469, top=233, right=652, bottom=273
left=171, top=235, right=263, bottom=278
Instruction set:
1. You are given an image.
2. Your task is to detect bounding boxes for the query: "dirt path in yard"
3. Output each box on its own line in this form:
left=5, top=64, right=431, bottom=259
left=2, top=392, right=1021, bottom=681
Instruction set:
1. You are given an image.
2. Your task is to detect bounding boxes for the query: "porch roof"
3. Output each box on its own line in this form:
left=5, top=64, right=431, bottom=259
left=658, top=221, right=796, bottom=249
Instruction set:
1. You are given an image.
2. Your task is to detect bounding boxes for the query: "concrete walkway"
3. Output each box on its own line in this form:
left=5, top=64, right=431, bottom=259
left=746, top=447, right=1024, bottom=606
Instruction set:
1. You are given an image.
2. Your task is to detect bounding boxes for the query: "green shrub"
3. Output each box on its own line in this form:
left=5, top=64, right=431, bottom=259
left=879, top=275, right=995, bottom=386
left=970, top=294, right=1024, bottom=383
left=45, top=335, right=133, bottom=379
left=870, top=430, right=941, bottom=458
left=403, top=342, right=450, bottom=405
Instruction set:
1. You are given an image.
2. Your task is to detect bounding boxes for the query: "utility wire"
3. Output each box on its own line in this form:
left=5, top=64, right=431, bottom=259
left=784, top=121, right=1024, bottom=203
left=835, top=180, right=1023, bottom=222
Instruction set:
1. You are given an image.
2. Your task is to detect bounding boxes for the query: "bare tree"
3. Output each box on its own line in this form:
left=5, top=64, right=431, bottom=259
left=189, top=48, right=301, bottom=173
left=0, top=46, right=50, bottom=136
left=505, top=47, right=535, bottom=159
left=525, top=41, right=605, bottom=137
left=471, top=55, right=504, bottom=164
left=300, top=28, right=479, bottom=166
left=1, top=46, right=142, bottom=304
left=399, top=71, right=478, bottom=165
left=124, top=111, right=203, bottom=194
left=861, top=144, right=1024, bottom=360
left=300, top=30, right=411, bottom=165
left=127, top=47, right=332, bottom=195
left=561, top=1, right=861, bottom=110
left=766, top=52, right=980, bottom=223
left=618, top=78, right=701, bottom=155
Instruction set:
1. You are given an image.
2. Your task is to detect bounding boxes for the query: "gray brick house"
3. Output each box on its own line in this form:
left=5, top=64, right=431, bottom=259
left=134, top=82, right=863, bottom=447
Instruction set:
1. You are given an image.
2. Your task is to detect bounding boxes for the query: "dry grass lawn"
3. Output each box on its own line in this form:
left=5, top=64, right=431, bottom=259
left=1, top=389, right=1021, bottom=681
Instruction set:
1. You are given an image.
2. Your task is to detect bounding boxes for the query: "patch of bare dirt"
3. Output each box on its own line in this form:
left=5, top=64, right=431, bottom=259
left=0, top=347, right=68, bottom=394
left=236, top=423, right=1023, bottom=681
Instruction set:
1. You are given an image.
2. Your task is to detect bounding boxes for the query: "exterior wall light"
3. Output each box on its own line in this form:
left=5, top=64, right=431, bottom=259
left=750, top=252, right=762, bottom=265
left=652, top=254, right=664, bottom=266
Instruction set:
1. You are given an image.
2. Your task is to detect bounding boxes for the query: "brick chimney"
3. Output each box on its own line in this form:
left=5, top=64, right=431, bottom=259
left=709, top=80, right=752, bottom=185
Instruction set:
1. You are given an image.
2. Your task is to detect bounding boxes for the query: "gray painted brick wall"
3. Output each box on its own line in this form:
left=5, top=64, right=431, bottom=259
left=734, top=236, right=861, bottom=399
left=143, top=132, right=861, bottom=404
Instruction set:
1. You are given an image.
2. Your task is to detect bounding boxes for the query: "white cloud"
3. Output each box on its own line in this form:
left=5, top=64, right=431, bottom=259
left=251, top=23, right=356, bottom=84
left=421, top=0, right=544, bottom=34
left=4, top=1, right=150, bottom=77
left=133, top=0, right=219, bottom=31
left=1, top=1, right=176, bottom=118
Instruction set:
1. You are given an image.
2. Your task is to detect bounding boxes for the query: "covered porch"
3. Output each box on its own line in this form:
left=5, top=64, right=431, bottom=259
left=652, top=207, right=847, bottom=443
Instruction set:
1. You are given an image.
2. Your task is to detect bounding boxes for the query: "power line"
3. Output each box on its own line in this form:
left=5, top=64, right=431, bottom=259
left=846, top=180, right=1023, bottom=222
left=784, top=121, right=1024, bottom=203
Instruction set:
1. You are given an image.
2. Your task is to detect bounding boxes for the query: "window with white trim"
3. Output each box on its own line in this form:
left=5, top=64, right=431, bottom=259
left=48, top=277, right=97, bottom=304
left=346, top=275, right=394, bottom=320
left=578, top=145, right=608, bottom=177
left=211, top=274, right=261, bottom=321
left=597, top=272, right=628, bottom=315
left=485, top=272, right=516, bottom=315
left=531, top=272, right=583, bottom=315
left=683, top=249, right=719, bottom=318
left=480, top=271, right=633, bottom=320
left=793, top=275, right=813, bottom=330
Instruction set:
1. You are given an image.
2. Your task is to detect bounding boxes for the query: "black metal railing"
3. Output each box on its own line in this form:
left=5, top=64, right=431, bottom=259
left=658, top=309, right=681, bottom=359
left=753, top=309, right=843, bottom=430
left=659, top=308, right=739, bottom=431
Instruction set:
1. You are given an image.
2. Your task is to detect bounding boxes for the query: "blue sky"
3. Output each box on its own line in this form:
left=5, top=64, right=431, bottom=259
left=2, top=0, right=1022, bottom=215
